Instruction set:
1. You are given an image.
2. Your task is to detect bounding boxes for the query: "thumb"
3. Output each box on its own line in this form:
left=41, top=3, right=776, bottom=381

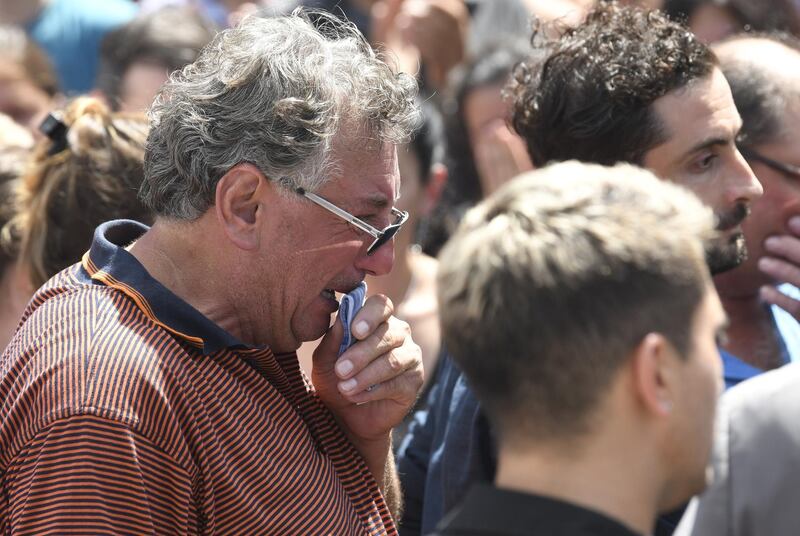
left=313, top=313, right=345, bottom=373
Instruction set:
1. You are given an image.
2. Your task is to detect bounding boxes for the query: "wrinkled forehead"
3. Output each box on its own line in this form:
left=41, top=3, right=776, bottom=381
left=648, top=69, right=741, bottom=158
left=327, top=137, right=400, bottom=206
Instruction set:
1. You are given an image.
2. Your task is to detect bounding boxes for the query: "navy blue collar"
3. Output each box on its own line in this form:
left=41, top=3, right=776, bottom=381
left=83, top=219, right=250, bottom=355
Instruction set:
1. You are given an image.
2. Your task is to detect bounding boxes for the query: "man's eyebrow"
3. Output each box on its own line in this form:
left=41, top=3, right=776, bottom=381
left=362, top=193, right=390, bottom=210
left=685, top=123, right=743, bottom=155
left=684, top=136, right=731, bottom=155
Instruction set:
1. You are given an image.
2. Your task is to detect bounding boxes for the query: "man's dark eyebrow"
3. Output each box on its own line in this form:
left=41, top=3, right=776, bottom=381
left=685, top=124, right=743, bottom=156
left=685, top=137, right=730, bottom=156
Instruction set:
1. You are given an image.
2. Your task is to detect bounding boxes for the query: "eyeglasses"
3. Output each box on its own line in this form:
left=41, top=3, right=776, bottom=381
left=738, top=145, right=800, bottom=180
left=296, top=187, right=409, bottom=255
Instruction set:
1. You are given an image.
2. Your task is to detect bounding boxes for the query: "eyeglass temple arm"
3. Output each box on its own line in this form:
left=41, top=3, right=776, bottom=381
left=297, top=188, right=381, bottom=238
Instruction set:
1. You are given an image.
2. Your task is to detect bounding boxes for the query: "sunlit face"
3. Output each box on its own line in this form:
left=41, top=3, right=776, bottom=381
left=259, top=140, right=400, bottom=352
left=644, top=68, right=763, bottom=274
left=661, top=285, right=726, bottom=511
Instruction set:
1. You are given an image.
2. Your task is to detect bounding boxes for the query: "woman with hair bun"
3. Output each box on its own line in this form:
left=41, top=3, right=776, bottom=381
left=7, top=96, right=151, bottom=295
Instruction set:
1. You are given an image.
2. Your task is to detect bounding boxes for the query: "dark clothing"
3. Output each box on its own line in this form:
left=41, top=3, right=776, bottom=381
left=397, top=354, right=496, bottom=535
left=396, top=355, right=685, bottom=536
left=429, top=484, right=643, bottom=536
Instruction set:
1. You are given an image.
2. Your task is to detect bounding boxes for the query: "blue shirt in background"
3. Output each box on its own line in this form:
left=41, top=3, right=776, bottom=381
left=27, top=0, right=138, bottom=94
left=721, top=284, right=800, bottom=388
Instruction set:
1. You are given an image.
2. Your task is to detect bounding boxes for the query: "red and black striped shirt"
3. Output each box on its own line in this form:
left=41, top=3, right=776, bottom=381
left=0, top=219, right=396, bottom=535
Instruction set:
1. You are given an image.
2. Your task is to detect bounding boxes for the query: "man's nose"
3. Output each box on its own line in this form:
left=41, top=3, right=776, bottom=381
left=355, top=238, right=395, bottom=277
left=728, top=148, right=764, bottom=205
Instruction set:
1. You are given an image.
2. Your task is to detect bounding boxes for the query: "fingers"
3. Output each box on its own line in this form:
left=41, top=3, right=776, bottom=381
left=312, top=313, right=344, bottom=372
left=760, top=284, right=800, bottom=318
left=335, top=316, right=423, bottom=401
left=763, top=235, right=800, bottom=266
left=787, top=216, right=800, bottom=236
left=336, top=315, right=407, bottom=389
left=347, top=363, right=424, bottom=406
left=351, top=294, right=395, bottom=341
left=759, top=255, right=800, bottom=288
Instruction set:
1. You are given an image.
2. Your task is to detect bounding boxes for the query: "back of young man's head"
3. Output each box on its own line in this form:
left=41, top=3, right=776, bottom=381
left=438, top=162, right=719, bottom=448
left=507, top=2, right=717, bottom=168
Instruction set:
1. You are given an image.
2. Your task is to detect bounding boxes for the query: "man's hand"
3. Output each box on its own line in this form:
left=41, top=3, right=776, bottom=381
left=311, top=294, right=422, bottom=514
left=759, top=216, right=800, bottom=318
left=312, top=294, right=424, bottom=443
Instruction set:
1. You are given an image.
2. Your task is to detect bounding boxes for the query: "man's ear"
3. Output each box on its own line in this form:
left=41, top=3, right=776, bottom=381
left=421, top=163, right=448, bottom=217
left=215, top=162, right=271, bottom=250
left=630, top=333, right=680, bottom=418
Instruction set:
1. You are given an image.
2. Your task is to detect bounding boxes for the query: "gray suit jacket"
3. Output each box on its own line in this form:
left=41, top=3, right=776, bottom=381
left=675, top=362, right=800, bottom=536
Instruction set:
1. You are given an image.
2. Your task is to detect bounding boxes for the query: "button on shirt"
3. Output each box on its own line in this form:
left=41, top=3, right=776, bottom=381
left=0, top=220, right=396, bottom=535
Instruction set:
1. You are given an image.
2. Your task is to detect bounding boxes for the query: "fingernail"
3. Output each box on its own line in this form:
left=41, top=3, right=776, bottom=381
left=764, top=237, right=780, bottom=250
left=790, top=216, right=800, bottom=229
left=340, top=378, right=357, bottom=392
left=336, top=359, right=353, bottom=377
left=354, top=321, right=369, bottom=337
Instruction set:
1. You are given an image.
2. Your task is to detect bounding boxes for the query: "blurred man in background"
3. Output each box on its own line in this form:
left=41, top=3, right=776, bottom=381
left=676, top=33, right=800, bottom=535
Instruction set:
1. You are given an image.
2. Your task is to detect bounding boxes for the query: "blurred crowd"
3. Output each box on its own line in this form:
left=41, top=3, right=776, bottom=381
left=1, top=0, right=800, bottom=535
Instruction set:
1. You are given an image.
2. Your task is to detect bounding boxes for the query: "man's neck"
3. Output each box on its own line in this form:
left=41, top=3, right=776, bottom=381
left=127, top=218, right=258, bottom=345
left=495, top=440, right=656, bottom=536
left=714, top=272, right=785, bottom=370
left=718, top=292, right=784, bottom=370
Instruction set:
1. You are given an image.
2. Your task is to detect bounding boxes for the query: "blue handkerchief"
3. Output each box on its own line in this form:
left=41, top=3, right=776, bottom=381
left=338, top=281, right=367, bottom=356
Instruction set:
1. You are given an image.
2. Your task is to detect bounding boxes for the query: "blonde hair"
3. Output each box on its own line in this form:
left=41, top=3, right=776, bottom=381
left=438, top=161, right=715, bottom=443
left=11, top=97, right=151, bottom=287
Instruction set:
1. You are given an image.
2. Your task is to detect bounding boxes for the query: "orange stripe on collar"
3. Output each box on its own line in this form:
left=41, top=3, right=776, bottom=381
left=82, top=251, right=205, bottom=349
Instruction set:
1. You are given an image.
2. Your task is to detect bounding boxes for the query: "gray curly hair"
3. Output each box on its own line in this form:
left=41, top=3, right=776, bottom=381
left=141, top=10, right=420, bottom=220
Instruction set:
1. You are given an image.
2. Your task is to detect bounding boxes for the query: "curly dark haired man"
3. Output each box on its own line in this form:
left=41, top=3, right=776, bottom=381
left=399, top=3, right=761, bottom=536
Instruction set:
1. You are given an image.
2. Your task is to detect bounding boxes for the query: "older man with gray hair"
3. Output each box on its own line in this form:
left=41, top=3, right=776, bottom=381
left=0, top=10, right=423, bottom=535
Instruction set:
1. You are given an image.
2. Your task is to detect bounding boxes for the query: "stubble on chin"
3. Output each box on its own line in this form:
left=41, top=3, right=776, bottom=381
left=706, top=232, right=747, bottom=275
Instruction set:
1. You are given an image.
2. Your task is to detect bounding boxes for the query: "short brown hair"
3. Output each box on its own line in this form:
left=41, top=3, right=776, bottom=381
left=437, top=161, right=714, bottom=444
left=11, top=97, right=151, bottom=288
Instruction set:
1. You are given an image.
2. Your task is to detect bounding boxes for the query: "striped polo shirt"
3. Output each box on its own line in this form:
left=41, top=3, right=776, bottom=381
left=0, top=219, right=397, bottom=535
